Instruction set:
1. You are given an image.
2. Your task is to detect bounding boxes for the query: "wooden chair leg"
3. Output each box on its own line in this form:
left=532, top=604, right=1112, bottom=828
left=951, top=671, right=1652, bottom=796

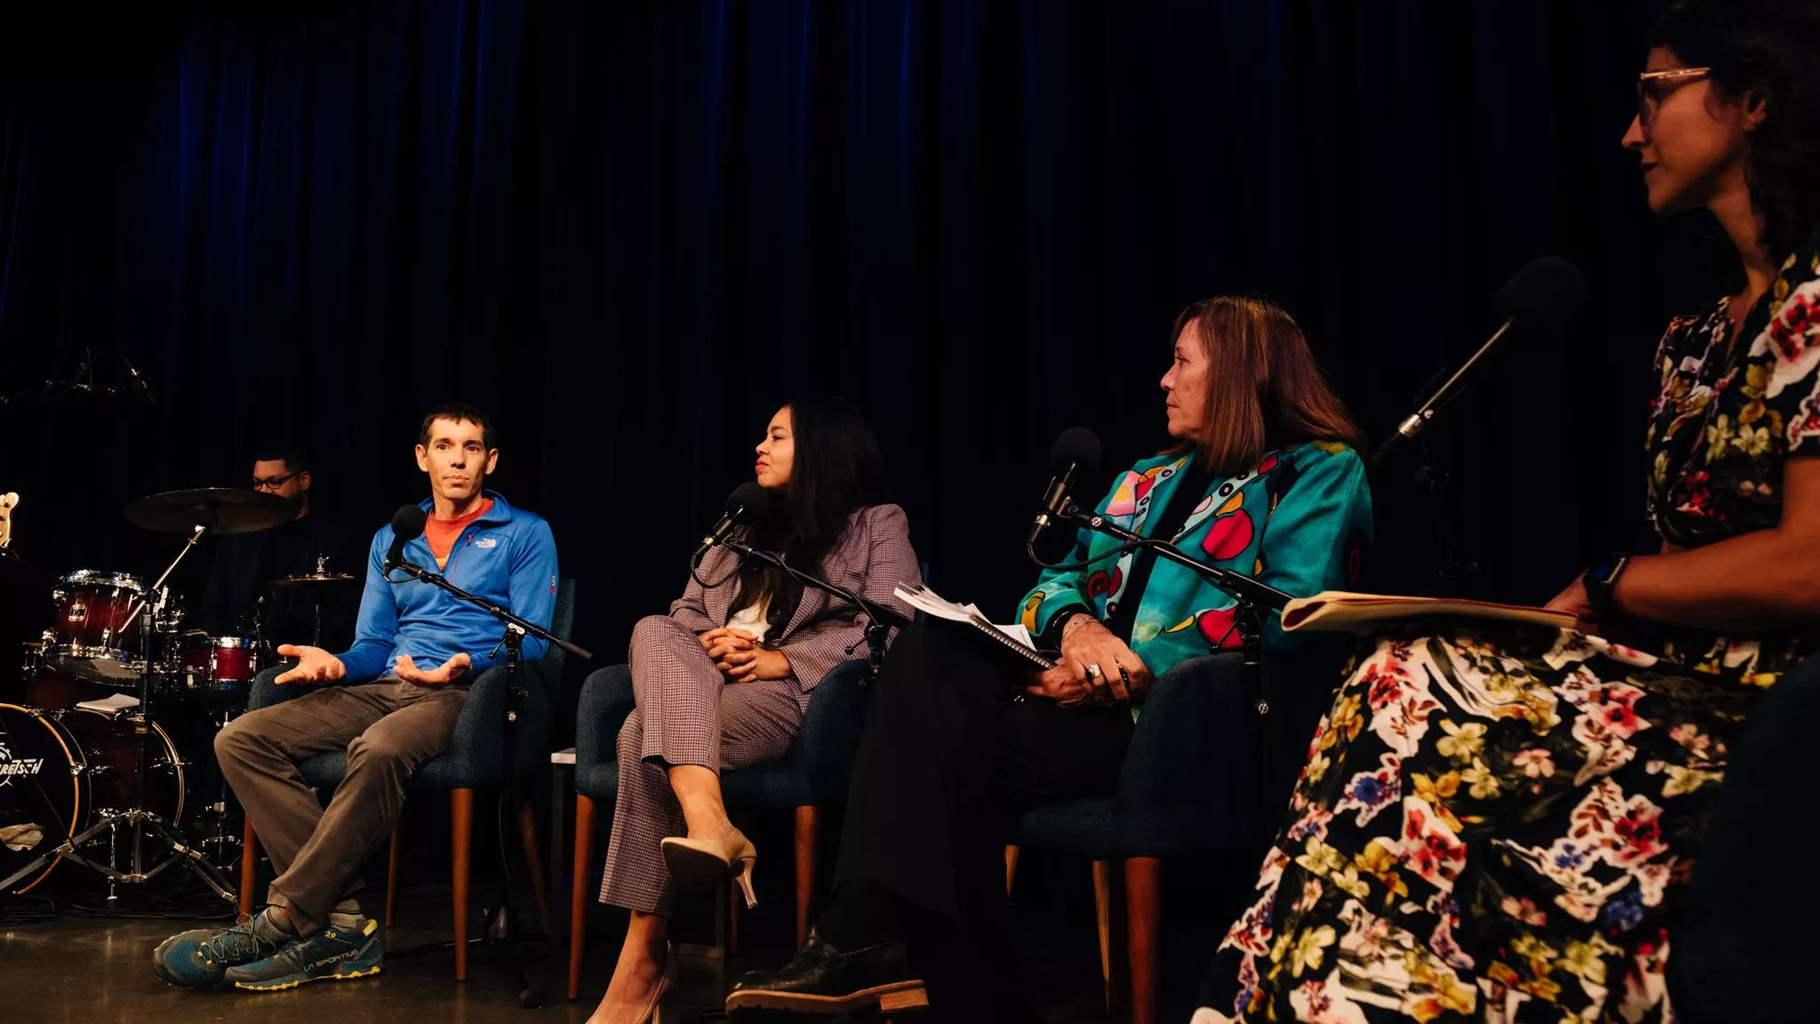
left=515, top=797, right=553, bottom=935
left=1091, top=860, right=1117, bottom=1015
left=238, top=819, right=259, bottom=918
left=1004, top=845, right=1021, bottom=895
left=451, top=788, right=474, bottom=982
left=385, top=824, right=402, bottom=928
left=568, top=793, right=595, bottom=1001
left=794, top=805, right=820, bottom=948
left=1125, top=857, right=1162, bottom=1024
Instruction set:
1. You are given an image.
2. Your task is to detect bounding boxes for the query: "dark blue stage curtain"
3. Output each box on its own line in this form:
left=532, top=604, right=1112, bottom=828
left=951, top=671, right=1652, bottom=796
left=1, top=1, right=1703, bottom=669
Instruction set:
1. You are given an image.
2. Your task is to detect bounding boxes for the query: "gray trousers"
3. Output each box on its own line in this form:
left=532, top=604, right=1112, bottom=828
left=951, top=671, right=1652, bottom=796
left=598, top=615, right=806, bottom=914
left=215, top=679, right=467, bottom=934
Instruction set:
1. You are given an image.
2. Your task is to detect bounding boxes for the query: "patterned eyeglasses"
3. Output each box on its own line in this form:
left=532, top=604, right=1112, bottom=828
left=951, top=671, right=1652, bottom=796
left=1636, top=67, right=1712, bottom=133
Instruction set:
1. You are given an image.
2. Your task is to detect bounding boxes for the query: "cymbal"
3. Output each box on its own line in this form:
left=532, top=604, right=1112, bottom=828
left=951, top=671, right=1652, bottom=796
left=123, top=487, right=300, bottom=536
left=268, top=571, right=359, bottom=590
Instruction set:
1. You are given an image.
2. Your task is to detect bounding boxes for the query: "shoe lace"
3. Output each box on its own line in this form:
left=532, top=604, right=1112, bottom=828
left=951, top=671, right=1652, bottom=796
left=198, top=920, right=269, bottom=963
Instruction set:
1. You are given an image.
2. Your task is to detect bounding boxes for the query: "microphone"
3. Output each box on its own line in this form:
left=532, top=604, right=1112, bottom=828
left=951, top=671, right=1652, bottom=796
left=1374, top=256, right=1584, bottom=470
left=1029, top=427, right=1102, bottom=546
left=120, top=353, right=156, bottom=406
left=385, top=505, right=428, bottom=570
left=693, top=482, right=772, bottom=566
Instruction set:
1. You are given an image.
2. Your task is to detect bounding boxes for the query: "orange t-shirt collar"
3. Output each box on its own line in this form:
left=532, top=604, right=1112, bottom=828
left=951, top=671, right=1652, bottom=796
left=425, top=497, right=494, bottom=569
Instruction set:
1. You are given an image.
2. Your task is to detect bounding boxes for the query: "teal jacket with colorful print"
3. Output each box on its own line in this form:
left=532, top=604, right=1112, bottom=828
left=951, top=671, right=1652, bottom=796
left=1016, top=442, right=1372, bottom=677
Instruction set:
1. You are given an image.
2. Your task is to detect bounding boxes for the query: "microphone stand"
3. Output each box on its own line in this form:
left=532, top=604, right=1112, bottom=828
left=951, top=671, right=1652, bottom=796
left=1050, top=504, right=1291, bottom=716
left=715, top=539, right=911, bottom=680
left=382, top=555, right=591, bottom=1008
left=1374, top=360, right=1490, bottom=592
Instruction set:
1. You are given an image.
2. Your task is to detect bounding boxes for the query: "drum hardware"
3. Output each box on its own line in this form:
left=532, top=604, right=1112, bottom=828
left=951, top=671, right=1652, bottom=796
left=166, top=632, right=259, bottom=709
left=45, top=570, right=153, bottom=684
left=0, top=489, right=281, bottom=904
left=269, top=557, right=358, bottom=648
left=192, top=707, right=245, bottom=870
left=0, top=703, right=187, bottom=898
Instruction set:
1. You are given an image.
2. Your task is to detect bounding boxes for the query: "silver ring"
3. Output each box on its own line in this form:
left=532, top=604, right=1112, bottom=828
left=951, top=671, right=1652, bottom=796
left=1085, top=663, right=1103, bottom=680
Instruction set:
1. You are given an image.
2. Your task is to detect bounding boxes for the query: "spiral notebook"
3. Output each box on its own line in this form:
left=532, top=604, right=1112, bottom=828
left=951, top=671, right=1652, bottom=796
left=892, top=584, right=1056, bottom=671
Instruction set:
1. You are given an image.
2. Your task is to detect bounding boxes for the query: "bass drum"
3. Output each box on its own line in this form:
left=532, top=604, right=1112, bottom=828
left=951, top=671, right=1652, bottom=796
left=0, top=703, right=186, bottom=894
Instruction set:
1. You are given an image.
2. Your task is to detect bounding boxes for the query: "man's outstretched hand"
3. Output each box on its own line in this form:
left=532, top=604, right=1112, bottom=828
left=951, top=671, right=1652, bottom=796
left=273, top=645, right=348, bottom=685
left=394, top=652, right=473, bottom=686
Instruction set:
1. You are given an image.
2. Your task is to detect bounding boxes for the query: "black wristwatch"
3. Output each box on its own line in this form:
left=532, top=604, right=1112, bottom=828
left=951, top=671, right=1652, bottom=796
left=1582, top=555, right=1631, bottom=619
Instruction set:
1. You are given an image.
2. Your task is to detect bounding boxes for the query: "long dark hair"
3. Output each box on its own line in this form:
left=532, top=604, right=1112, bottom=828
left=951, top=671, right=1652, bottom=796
left=1169, top=296, right=1366, bottom=474
left=1651, top=0, right=1820, bottom=263
left=734, top=395, right=887, bottom=633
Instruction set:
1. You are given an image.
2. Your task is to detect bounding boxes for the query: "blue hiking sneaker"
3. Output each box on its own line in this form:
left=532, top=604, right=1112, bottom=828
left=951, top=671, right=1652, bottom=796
left=151, top=912, right=283, bottom=988
left=225, top=918, right=384, bottom=991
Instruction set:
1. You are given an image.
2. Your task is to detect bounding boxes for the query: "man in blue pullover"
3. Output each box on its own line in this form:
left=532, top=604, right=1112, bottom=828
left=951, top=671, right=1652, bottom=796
left=153, top=403, right=559, bottom=992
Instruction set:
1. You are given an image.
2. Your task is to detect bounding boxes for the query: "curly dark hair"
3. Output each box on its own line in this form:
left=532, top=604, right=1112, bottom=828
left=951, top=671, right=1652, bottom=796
left=1650, top=0, right=1820, bottom=263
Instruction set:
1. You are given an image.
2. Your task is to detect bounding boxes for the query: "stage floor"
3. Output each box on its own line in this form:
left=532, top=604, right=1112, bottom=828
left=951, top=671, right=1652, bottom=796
left=0, top=871, right=1160, bottom=1023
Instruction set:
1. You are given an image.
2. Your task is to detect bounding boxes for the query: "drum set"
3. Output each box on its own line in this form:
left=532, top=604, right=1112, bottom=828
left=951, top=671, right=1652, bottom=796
left=0, top=487, right=357, bottom=904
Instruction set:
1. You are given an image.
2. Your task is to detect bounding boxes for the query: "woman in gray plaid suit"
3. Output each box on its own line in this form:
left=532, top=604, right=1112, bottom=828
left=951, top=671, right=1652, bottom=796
left=588, top=396, right=921, bottom=1024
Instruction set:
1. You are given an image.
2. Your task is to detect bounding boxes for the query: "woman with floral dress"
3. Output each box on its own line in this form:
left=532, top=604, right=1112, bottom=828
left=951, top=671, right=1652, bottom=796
left=1195, top=1, right=1820, bottom=1020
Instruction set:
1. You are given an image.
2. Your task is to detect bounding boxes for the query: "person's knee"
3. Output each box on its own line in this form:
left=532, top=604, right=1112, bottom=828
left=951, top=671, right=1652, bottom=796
left=214, top=712, right=265, bottom=766
left=631, top=614, right=687, bottom=651
left=346, top=729, right=414, bottom=773
left=616, top=709, right=645, bottom=763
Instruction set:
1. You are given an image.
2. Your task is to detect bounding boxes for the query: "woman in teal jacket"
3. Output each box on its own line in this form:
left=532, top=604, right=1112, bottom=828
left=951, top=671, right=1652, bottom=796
left=1019, top=439, right=1371, bottom=685
left=728, top=295, right=1373, bottom=1022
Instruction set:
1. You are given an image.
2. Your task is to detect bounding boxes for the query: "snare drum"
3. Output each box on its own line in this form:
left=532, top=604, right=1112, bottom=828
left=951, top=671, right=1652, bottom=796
left=0, top=702, right=186, bottom=893
left=47, top=570, right=150, bottom=684
left=171, top=633, right=259, bottom=709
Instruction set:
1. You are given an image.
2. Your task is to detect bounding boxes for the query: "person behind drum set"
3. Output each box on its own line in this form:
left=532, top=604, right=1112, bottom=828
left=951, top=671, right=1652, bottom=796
left=151, top=402, right=559, bottom=992
left=199, top=446, right=358, bottom=653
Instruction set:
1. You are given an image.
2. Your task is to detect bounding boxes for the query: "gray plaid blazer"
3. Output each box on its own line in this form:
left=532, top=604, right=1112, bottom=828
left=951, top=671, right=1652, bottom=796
left=670, top=503, right=921, bottom=690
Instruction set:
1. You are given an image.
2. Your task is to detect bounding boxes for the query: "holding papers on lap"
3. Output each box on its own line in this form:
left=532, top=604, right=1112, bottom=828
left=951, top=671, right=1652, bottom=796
left=1278, top=591, right=1577, bottom=633
left=892, top=584, right=1056, bottom=671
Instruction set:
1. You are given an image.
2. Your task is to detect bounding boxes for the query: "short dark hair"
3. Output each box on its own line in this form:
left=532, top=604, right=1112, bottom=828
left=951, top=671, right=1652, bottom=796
left=251, top=445, right=311, bottom=473
left=417, top=403, right=497, bottom=450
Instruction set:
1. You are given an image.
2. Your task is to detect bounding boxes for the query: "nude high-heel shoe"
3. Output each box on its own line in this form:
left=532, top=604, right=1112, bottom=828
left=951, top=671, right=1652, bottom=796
left=660, top=827, right=759, bottom=908
left=632, top=947, right=676, bottom=1024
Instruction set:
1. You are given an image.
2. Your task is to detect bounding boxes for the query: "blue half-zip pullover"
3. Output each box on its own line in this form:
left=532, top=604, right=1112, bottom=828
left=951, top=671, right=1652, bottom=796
left=334, top=490, right=559, bottom=682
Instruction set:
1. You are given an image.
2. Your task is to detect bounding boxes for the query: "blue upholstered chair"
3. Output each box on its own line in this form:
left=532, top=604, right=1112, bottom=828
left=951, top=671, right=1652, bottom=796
left=566, top=657, right=875, bottom=999
left=238, top=579, right=577, bottom=981
left=1005, top=641, right=1348, bottom=1024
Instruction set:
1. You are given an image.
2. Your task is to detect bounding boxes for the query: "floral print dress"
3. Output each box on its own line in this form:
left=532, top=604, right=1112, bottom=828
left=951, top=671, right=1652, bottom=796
left=1197, top=228, right=1820, bottom=1024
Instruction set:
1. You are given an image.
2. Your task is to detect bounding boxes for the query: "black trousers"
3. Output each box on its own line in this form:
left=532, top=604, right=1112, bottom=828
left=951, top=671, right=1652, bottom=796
left=831, top=622, right=1134, bottom=1020
left=1668, top=653, right=1820, bottom=1024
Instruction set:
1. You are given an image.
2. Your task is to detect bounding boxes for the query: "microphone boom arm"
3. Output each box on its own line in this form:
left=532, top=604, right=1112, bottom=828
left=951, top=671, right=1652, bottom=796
left=1374, top=318, right=1514, bottom=471
left=1049, top=502, right=1289, bottom=717
left=382, top=555, right=593, bottom=661
left=716, top=538, right=912, bottom=679
left=1055, top=505, right=1293, bottom=612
